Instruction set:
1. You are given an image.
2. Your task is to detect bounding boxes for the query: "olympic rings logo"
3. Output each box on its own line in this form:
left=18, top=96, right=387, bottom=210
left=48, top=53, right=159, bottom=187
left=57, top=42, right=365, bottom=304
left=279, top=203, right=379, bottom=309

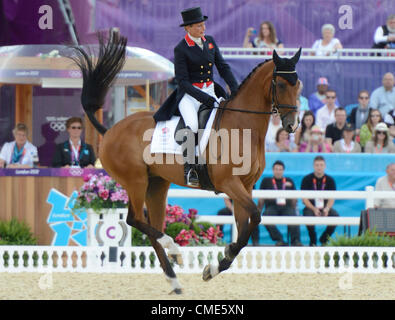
left=49, top=121, right=66, bottom=132
left=69, top=70, right=82, bottom=78
left=69, top=167, right=83, bottom=176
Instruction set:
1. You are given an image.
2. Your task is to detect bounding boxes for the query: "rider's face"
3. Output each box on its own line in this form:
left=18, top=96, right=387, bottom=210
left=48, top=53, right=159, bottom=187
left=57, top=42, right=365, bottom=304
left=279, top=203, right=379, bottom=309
left=186, top=22, right=206, bottom=38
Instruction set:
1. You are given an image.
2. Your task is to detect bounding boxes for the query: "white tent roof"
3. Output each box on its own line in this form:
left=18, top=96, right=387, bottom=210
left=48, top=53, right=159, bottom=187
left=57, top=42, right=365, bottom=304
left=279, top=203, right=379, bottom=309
left=0, top=44, right=174, bottom=87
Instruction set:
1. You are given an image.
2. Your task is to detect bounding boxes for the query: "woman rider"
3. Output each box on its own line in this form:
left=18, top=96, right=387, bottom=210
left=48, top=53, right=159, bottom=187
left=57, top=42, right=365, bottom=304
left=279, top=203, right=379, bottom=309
left=153, top=7, right=238, bottom=186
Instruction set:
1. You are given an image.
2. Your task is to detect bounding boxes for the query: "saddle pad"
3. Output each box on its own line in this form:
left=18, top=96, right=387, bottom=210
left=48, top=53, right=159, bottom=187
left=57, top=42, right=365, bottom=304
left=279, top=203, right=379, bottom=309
left=150, top=107, right=218, bottom=156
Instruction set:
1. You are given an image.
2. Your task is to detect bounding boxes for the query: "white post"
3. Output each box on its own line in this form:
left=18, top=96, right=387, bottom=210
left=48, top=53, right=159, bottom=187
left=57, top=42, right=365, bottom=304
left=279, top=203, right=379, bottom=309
left=365, top=186, right=375, bottom=209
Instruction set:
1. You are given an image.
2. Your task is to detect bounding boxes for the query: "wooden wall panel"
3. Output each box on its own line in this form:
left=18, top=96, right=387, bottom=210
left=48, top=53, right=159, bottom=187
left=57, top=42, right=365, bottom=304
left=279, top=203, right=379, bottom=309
left=0, top=176, right=85, bottom=245
left=15, top=85, right=33, bottom=141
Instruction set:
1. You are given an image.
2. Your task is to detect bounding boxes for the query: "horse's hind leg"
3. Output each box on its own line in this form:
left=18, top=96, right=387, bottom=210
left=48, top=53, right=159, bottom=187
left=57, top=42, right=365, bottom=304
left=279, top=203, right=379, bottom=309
left=145, top=176, right=184, bottom=290
left=145, top=176, right=183, bottom=266
left=126, top=177, right=182, bottom=294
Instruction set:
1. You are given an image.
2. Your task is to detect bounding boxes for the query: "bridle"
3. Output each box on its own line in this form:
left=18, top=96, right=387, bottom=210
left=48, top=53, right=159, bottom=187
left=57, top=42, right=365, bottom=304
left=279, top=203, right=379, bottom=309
left=212, top=67, right=298, bottom=122
left=270, top=68, right=299, bottom=121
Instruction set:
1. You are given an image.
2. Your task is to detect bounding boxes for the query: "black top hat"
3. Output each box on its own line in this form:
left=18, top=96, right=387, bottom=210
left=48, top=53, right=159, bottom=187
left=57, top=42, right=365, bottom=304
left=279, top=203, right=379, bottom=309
left=179, top=7, right=208, bottom=27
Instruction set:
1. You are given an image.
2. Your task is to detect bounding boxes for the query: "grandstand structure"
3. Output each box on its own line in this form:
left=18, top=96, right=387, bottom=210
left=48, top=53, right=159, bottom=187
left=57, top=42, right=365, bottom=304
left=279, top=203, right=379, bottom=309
left=0, top=0, right=395, bottom=248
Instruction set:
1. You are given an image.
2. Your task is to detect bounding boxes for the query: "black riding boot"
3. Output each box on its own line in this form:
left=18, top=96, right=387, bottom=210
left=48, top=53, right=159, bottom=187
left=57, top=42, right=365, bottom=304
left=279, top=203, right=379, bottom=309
left=180, top=128, right=199, bottom=187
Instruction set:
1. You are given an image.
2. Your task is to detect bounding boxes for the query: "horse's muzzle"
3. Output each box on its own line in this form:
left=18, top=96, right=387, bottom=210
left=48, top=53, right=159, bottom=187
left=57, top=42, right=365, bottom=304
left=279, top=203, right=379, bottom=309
left=284, top=116, right=299, bottom=133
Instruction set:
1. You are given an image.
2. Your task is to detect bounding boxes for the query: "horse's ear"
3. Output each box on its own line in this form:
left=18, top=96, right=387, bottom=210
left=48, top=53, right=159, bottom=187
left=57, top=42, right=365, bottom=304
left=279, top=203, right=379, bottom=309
left=273, top=49, right=281, bottom=66
left=291, top=47, right=302, bottom=65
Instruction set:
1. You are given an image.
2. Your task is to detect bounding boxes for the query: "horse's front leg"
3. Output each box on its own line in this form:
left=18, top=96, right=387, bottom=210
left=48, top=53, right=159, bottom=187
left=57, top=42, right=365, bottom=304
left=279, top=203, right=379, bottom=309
left=203, top=184, right=260, bottom=281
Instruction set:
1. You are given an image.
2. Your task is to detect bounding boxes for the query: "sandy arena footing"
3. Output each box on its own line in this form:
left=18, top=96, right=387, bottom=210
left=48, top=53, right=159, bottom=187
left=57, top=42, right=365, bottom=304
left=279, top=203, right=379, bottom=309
left=0, top=272, right=394, bottom=300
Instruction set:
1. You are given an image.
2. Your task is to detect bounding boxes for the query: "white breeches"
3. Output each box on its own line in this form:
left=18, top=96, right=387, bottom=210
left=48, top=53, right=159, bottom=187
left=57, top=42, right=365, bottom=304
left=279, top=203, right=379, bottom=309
left=178, top=83, right=217, bottom=133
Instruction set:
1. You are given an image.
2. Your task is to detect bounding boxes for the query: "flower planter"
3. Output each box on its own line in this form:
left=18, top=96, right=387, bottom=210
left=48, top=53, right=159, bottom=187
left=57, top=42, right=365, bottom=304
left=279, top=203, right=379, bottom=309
left=87, top=208, right=130, bottom=247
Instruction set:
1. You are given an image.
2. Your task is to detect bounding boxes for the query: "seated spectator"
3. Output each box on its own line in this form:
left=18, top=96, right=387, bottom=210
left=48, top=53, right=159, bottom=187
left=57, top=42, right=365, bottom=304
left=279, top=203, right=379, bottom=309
left=364, top=122, right=395, bottom=153
left=333, top=123, right=361, bottom=153
left=383, top=108, right=395, bottom=145
left=265, top=113, right=282, bottom=149
left=294, top=111, right=315, bottom=145
left=301, top=156, right=339, bottom=246
left=266, top=128, right=298, bottom=152
left=370, top=72, right=395, bottom=117
left=308, top=79, right=340, bottom=117
left=311, top=23, right=343, bottom=56
left=0, top=123, right=38, bottom=168
left=299, top=125, right=331, bottom=153
left=372, top=14, right=395, bottom=49
left=384, top=108, right=395, bottom=128
left=308, top=77, right=329, bottom=116
left=243, top=21, right=284, bottom=51
left=316, top=89, right=338, bottom=131
left=257, top=160, right=302, bottom=246
left=52, top=117, right=96, bottom=168
left=359, top=109, right=383, bottom=149
left=390, top=126, right=395, bottom=145
left=297, top=80, right=309, bottom=119
left=325, top=107, right=347, bottom=147
left=348, top=90, right=371, bottom=137
left=374, top=163, right=395, bottom=209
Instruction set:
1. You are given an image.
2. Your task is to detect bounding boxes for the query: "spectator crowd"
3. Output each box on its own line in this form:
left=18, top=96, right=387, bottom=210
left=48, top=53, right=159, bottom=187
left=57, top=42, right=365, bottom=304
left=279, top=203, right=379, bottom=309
left=242, top=15, right=395, bottom=154
left=265, top=72, right=395, bottom=154
left=1, top=13, right=395, bottom=249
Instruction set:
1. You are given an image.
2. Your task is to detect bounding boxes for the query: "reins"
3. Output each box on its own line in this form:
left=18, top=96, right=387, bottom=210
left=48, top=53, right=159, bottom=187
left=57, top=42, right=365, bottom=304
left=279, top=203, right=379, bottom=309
left=212, top=67, right=298, bottom=130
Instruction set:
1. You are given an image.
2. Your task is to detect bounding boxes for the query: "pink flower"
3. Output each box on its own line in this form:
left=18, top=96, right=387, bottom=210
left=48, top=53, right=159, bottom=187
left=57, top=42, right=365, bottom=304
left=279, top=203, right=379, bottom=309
left=200, top=226, right=223, bottom=244
left=83, top=174, right=92, bottom=182
left=175, top=229, right=198, bottom=246
left=188, top=208, right=198, bottom=219
left=99, top=189, right=109, bottom=200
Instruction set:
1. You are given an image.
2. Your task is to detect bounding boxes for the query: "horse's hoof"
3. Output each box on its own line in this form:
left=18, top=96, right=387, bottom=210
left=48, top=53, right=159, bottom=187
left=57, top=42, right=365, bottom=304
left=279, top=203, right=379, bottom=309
left=169, top=288, right=183, bottom=295
left=168, top=253, right=184, bottom=267
left=202, top=265, right=213, bottom=282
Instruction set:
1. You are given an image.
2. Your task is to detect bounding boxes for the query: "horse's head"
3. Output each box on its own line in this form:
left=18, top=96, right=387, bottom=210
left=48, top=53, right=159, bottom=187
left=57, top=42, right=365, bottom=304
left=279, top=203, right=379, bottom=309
left=271, top=48, right=302, bottom=133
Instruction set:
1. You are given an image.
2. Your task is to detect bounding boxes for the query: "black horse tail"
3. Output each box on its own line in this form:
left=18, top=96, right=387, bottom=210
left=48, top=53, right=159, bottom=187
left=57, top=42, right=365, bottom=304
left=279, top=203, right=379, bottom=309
left=70, top=28, right=127, bottom=135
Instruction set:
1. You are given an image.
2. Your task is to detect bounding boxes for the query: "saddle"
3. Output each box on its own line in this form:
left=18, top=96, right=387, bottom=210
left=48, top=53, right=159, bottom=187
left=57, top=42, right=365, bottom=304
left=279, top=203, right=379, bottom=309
left=174, top=104, right=218, bottom=192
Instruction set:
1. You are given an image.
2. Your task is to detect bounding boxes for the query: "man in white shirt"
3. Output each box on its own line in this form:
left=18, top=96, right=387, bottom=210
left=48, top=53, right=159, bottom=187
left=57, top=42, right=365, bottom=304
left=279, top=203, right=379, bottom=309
left=374, top=163, right=395, bottom=208
left=373, top=14, right=395, bottom=49
left=370, top=72, right=395, bottom=118
left=315, top=89, right=338, bottom=131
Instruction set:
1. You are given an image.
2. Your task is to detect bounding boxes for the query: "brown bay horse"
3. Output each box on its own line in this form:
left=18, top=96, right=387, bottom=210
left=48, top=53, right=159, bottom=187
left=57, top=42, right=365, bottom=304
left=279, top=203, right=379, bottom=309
left=71, top=31, right=301, bottom=294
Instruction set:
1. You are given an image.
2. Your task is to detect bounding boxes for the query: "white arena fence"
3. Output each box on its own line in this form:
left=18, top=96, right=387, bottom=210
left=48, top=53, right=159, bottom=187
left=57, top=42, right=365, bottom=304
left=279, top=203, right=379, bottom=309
left=169, top=186, right=394, bottom=242
left=0, top=245, right=394, bottom=274
left=220, top=47, right=395, bottom=60
left=1, top=186, right=394, bottom=274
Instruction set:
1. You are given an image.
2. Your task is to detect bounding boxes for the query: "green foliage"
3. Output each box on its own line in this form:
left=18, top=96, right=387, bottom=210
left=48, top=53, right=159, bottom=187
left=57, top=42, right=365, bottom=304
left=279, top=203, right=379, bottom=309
left=165, top=222, right=189, bottom=239
left=131, top=205, right=224, bottom=247
left=191, top=221, right=215, bottom=234
left=327, top=230, right=395, bottom=247
left=0, top=218, right=37, bottom=245
left=131, top=227, right=151, bottom=246
left=323, top=230, right=395, bottom=268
